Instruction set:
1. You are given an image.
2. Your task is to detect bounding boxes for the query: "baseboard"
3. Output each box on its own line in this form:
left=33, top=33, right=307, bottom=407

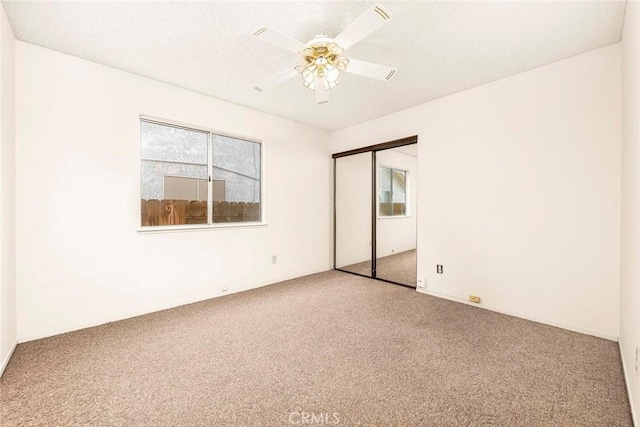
left=619, top=340, right=638, bottom=427
left=0, top=338, right=17, bottom=378
left=18, top=266, right=332, bottom=343
left=417, top=287, right=618, bottom=341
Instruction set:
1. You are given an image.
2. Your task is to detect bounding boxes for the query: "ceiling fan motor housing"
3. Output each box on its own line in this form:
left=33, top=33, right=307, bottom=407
left=299, top=35, right=349, bottom=91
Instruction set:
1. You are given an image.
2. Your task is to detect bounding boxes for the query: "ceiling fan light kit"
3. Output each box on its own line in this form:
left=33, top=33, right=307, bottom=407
left=253, top=3, right=396, bottom=105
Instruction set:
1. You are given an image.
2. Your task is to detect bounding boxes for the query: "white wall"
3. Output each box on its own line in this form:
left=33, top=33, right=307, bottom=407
left=332, top=44, right=621, bottom=340
left=376, top=149, right=417, bottom=258
left=0, top=4, right=16, bottom=377
left=620, top=0, right=640, bottom=423
left=15, top=43, right=331, bottom=342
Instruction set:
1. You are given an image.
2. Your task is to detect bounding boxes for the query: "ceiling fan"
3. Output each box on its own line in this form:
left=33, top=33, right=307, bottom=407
left=252, top=3, right=396, bottom=105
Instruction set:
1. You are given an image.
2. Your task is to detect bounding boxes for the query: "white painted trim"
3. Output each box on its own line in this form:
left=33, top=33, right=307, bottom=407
left=0, top=339, right=17, bottom=378
left=417, top=287, right=618, bottom=341
left=137, top=222, right=268, bottom=233
left=207, top=131, right=213, bottom=224
left=18, top=267, right=331, bottom=343
left=620, top=340, right=638, bottom=427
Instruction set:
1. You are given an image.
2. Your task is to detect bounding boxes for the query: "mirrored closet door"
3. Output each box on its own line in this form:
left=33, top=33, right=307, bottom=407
left=333, top=137, right=417, bottom=288
left=375, top=145, right=417, bottom=287
left=335, top=152, right=373, bottom=277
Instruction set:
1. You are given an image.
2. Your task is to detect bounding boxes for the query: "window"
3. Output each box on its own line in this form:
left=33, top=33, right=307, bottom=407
left=140, top=119, right=261, bottom=227
left=378, top=166, right=406, bottom=217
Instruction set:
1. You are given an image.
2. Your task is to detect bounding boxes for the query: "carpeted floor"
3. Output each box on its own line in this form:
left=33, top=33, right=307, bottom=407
left=0, top=271, right=632, bottom=426
left=341, top=249, right=417, bottom=287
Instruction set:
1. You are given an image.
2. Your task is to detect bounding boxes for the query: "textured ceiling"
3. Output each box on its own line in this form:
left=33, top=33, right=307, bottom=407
left=2, top=1, right=625, bottom=131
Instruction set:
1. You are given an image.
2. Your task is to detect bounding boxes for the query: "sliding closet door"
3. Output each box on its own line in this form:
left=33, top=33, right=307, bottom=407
left=375, top=145, right=417, bottom=287
left=335, top=152, right=373, bottom=277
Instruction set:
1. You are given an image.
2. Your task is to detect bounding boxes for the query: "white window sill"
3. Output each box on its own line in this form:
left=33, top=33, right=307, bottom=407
left=377, top=215, right=411, bottom=220
left=137, top=222, right=268, bottom=234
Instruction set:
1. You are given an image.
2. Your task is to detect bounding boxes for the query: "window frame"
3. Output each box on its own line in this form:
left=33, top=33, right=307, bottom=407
left=377, top=164, right=409, bottom=219
left=138, top=115, right=266, bottom=233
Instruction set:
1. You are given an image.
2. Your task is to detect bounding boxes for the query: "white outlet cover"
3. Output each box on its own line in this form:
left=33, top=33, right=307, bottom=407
left=417, top=278, right=426, bottom=289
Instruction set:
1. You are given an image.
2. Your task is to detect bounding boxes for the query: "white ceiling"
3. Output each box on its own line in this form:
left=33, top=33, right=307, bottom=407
left=2, top=1, right=625, bottom=131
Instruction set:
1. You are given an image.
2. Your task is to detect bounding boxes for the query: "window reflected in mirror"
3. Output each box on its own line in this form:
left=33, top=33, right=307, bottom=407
left=378, top=166, right=406, bottom=217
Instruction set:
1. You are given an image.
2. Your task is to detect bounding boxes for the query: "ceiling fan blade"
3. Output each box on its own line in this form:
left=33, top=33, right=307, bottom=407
left=253, top=26, right=307, bottom=53
left=344, top=58, right=396, bottom=81
left=333, top=4, right=391, bottom=51
left=315, top=80, right=329, bottom=105
left=254, top=67, right=299, bottom=92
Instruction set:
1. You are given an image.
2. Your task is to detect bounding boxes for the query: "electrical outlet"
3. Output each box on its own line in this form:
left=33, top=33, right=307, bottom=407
left=636, top=348, right=639, bottom=376
left=469, top=295, right=481, bottom=304
left=417, top=278, right=426, bottom=289
left=272, top=255, right=277, bottom=264
left=436, top=264, right=443, bottom=274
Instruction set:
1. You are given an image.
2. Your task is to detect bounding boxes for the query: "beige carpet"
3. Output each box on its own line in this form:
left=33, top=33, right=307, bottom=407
left=340, top=249, right=417, bottom=287
left=0, top=271, right=632, bottom=426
